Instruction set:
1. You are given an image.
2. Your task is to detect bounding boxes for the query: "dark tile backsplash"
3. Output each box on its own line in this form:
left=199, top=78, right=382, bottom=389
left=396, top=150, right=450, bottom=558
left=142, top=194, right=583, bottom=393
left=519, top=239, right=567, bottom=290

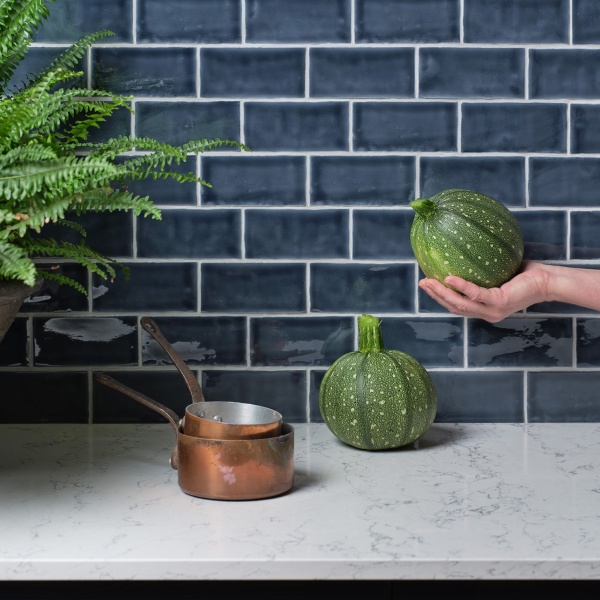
left=4, top=0, right=600, bottom=425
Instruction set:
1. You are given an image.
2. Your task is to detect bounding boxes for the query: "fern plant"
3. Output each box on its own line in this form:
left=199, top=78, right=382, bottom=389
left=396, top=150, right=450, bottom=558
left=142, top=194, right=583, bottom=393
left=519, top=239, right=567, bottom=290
left=0, top=0, right=246, bottom=294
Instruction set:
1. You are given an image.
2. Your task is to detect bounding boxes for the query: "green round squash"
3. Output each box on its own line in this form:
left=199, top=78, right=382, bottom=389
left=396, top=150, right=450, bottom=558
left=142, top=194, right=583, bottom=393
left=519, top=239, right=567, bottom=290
left=318, top=314, right=437, bottom=451
left=410, top=189, right=524, bottom=288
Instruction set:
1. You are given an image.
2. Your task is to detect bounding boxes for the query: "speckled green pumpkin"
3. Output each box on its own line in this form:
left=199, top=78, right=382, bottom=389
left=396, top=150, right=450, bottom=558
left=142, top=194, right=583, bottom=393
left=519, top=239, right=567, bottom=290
left=319, top=314, right=437, bottom=451
left=410, top=189, right=524, bottom=289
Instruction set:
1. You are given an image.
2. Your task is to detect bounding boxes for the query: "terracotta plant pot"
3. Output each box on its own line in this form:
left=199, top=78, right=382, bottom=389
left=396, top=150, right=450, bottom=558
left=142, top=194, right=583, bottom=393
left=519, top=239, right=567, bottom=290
left=0, top=278, right=42, bottom=344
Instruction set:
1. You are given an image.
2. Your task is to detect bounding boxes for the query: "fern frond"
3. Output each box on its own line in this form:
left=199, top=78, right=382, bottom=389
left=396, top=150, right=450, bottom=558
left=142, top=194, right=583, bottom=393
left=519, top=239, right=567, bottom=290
left=0, top=237, right=37, bottom=285
left=72, top=187, right=162, bottom=220
left=36, top=268, right=87, bottom=294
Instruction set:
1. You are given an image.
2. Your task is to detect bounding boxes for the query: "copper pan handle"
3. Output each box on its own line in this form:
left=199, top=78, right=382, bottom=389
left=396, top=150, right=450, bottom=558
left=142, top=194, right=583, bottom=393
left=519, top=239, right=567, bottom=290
left=140, top=316, right=205, bottom=404
left=94, top=372, right=181, bottom=433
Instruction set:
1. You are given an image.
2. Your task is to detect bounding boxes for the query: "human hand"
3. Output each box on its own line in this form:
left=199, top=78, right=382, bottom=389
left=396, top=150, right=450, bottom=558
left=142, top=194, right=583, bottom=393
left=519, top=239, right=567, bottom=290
left=418, top=262, right=552, bottom=323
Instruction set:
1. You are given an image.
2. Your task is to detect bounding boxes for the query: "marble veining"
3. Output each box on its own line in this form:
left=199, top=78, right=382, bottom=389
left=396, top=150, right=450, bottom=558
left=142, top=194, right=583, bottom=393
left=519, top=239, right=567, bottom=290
left=1, top=423, right=600, bottom=580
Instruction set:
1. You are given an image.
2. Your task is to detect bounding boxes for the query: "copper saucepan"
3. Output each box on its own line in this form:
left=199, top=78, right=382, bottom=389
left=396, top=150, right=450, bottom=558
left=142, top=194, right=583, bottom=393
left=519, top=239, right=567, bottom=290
left=94, top=373, right=294, bottom=501
left=139, top=316, right=282, bottom=440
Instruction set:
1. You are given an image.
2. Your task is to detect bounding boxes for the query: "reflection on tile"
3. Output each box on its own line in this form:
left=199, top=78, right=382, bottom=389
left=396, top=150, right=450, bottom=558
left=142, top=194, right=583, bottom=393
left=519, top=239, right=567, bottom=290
left=431, top=371, right=524, bottom=423
left=576, top=318, right=600, bottom=367
left=0, top=372, right=88, bottom=423
left=468, top=318, right=572, bottom=367
left=93, top=48, right=196, bottom=97
left=381, top=317, right=464, bottom=367
left=528, top=372, right=600, bottom=421
left=202, top=156, right=306, bottom=206
left=420, top=157, right=526, bottom=206
left=245, top=209, right=349, bottom=259
left=355, top=0, right=460, bottom=43
left=141, top=316, right=246, bottom=365
left=310, top=263, right=414, bottom=313
left=24, top=266, right=89, bottom=313
left=202, top=370, right=307, bottom=422
left=34, top=317, right=138, bottom=366
left=310, top=156, right=415, bottom=206
left=251, top=317, right=354, bottom=366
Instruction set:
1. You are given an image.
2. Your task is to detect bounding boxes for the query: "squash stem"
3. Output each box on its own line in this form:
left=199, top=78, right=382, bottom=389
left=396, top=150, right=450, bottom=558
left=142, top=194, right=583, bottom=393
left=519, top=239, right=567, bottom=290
left=410, top=198, right=437, bottom=218
left=358, top=314, right=385, bottom=353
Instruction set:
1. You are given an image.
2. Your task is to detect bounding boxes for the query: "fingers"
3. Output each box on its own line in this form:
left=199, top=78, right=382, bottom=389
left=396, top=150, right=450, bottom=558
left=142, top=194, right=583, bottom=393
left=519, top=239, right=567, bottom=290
left=444, top=275, right=491, bottom=303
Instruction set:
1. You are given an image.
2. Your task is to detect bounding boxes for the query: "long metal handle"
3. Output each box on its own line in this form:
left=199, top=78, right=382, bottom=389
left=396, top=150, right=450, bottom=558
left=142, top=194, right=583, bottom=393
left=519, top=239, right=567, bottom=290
left=140, top=316, right=206, bottom=404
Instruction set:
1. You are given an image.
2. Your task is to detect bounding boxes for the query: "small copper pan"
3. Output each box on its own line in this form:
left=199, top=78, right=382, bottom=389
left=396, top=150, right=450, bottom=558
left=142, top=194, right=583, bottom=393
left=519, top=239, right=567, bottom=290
left=139, top=316, right=282, bottom=440
left=94, top=373, right=294, bottom=501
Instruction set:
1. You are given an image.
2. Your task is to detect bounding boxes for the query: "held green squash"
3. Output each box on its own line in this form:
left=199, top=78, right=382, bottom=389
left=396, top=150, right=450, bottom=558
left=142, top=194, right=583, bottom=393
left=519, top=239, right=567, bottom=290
left=319, top=314, right=437, bottom=451
left=410, top=189, right=524, bottom=288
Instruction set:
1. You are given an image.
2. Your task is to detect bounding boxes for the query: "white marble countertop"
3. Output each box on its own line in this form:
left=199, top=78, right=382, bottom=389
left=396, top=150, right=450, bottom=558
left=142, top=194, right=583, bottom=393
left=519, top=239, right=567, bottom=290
left=1, top=422, right=600, bottom=581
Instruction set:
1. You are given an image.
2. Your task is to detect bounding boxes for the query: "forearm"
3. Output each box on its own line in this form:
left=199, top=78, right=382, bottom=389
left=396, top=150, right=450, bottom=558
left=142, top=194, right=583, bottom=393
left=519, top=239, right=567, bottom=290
left=546, top=264, right=600, bottom=311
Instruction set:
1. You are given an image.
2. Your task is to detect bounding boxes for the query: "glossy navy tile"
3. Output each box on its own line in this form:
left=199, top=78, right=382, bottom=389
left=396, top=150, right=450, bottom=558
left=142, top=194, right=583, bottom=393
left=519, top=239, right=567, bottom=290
left=201, top=264, right=306, bottom=313
left=576, top=318, right=600, bottom=367
left=571, top=211, right=600, bottom=260
left=201, top=49, right=304, bottom=98
left=250, top=317, right=354, bottom=366
left=135, top=102, right=240, bottom=147
left=431, top=371, right=525, bottom=423
left=420, top=49, right=524, bottom=99
left=468, top=318, right=572, bottom=368
left=352, top=210, right=414, bottom=260
left=33, top=317, right=138, bottom=366
left=92, top=48, right=196, bottom=97
left=530, top=50, right=600, bottom=99
left=33, top=0, right=133, bottom=42
left=85, top=103, right=132, bottom=142
left=380, top=317, right=464, bottom=367
left=0, top=372, right=88, bottom=423
left=515, top=210, right=567, bottom=261
left=0, top=319, right=28, bottom=366
left=92, top=263, right=197, bottom=312
left=120, top=159, right=198, bottom=206
left=310, top=263, right=414, bottom=313
left=419, top=157, right=526, bottom=206
left=310, top=156, right=415, bottom=206
left=461, top=103, right=566, bottom=153
left=529, top=158, right=600, bottom=207
left=202, top=370, right=307, bottom=422
left=528, top=372, right=600, bottom=421
left=202, top=156, right=305, bottom=206
left=142, top=316, right=246, bottom=366
left=571, top=105, right=600, bottom=154
left=8, top=48, right=85, bottom=91
left=137, top=209, right=241, bottom=258
left=245, top=102, right=348, bottom=151
left=137, top=0, right=241, bottom=43
left=353, top=102, right=457, bottom=151
left=245, top=209, right=349, bottom=259
left=39, top=211, right=133, bottom=258
left=464, top=0, right=568, bottom=43
left=309, top=370, right=327, bottom=422
left=24, top=265, right=89, bottom=313
left=246, top=0, right=350, bottom=43
left=573, top=0, right=600, bottom=44
left=355, top=0, right=460, bottom=43
left=93, top=371, right=194, bottom=423
left=310, top=48, right=414, bottom=98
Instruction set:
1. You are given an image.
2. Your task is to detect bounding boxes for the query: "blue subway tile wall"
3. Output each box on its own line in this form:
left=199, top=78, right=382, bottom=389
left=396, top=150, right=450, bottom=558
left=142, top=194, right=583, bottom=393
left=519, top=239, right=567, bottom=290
left=4, top=0, right=600, bottom=425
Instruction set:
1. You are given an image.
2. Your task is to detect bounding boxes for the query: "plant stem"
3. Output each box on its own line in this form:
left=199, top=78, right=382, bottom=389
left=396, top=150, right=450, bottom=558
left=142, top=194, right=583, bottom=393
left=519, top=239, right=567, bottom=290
left=358, top=314, right=385, bottom=353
